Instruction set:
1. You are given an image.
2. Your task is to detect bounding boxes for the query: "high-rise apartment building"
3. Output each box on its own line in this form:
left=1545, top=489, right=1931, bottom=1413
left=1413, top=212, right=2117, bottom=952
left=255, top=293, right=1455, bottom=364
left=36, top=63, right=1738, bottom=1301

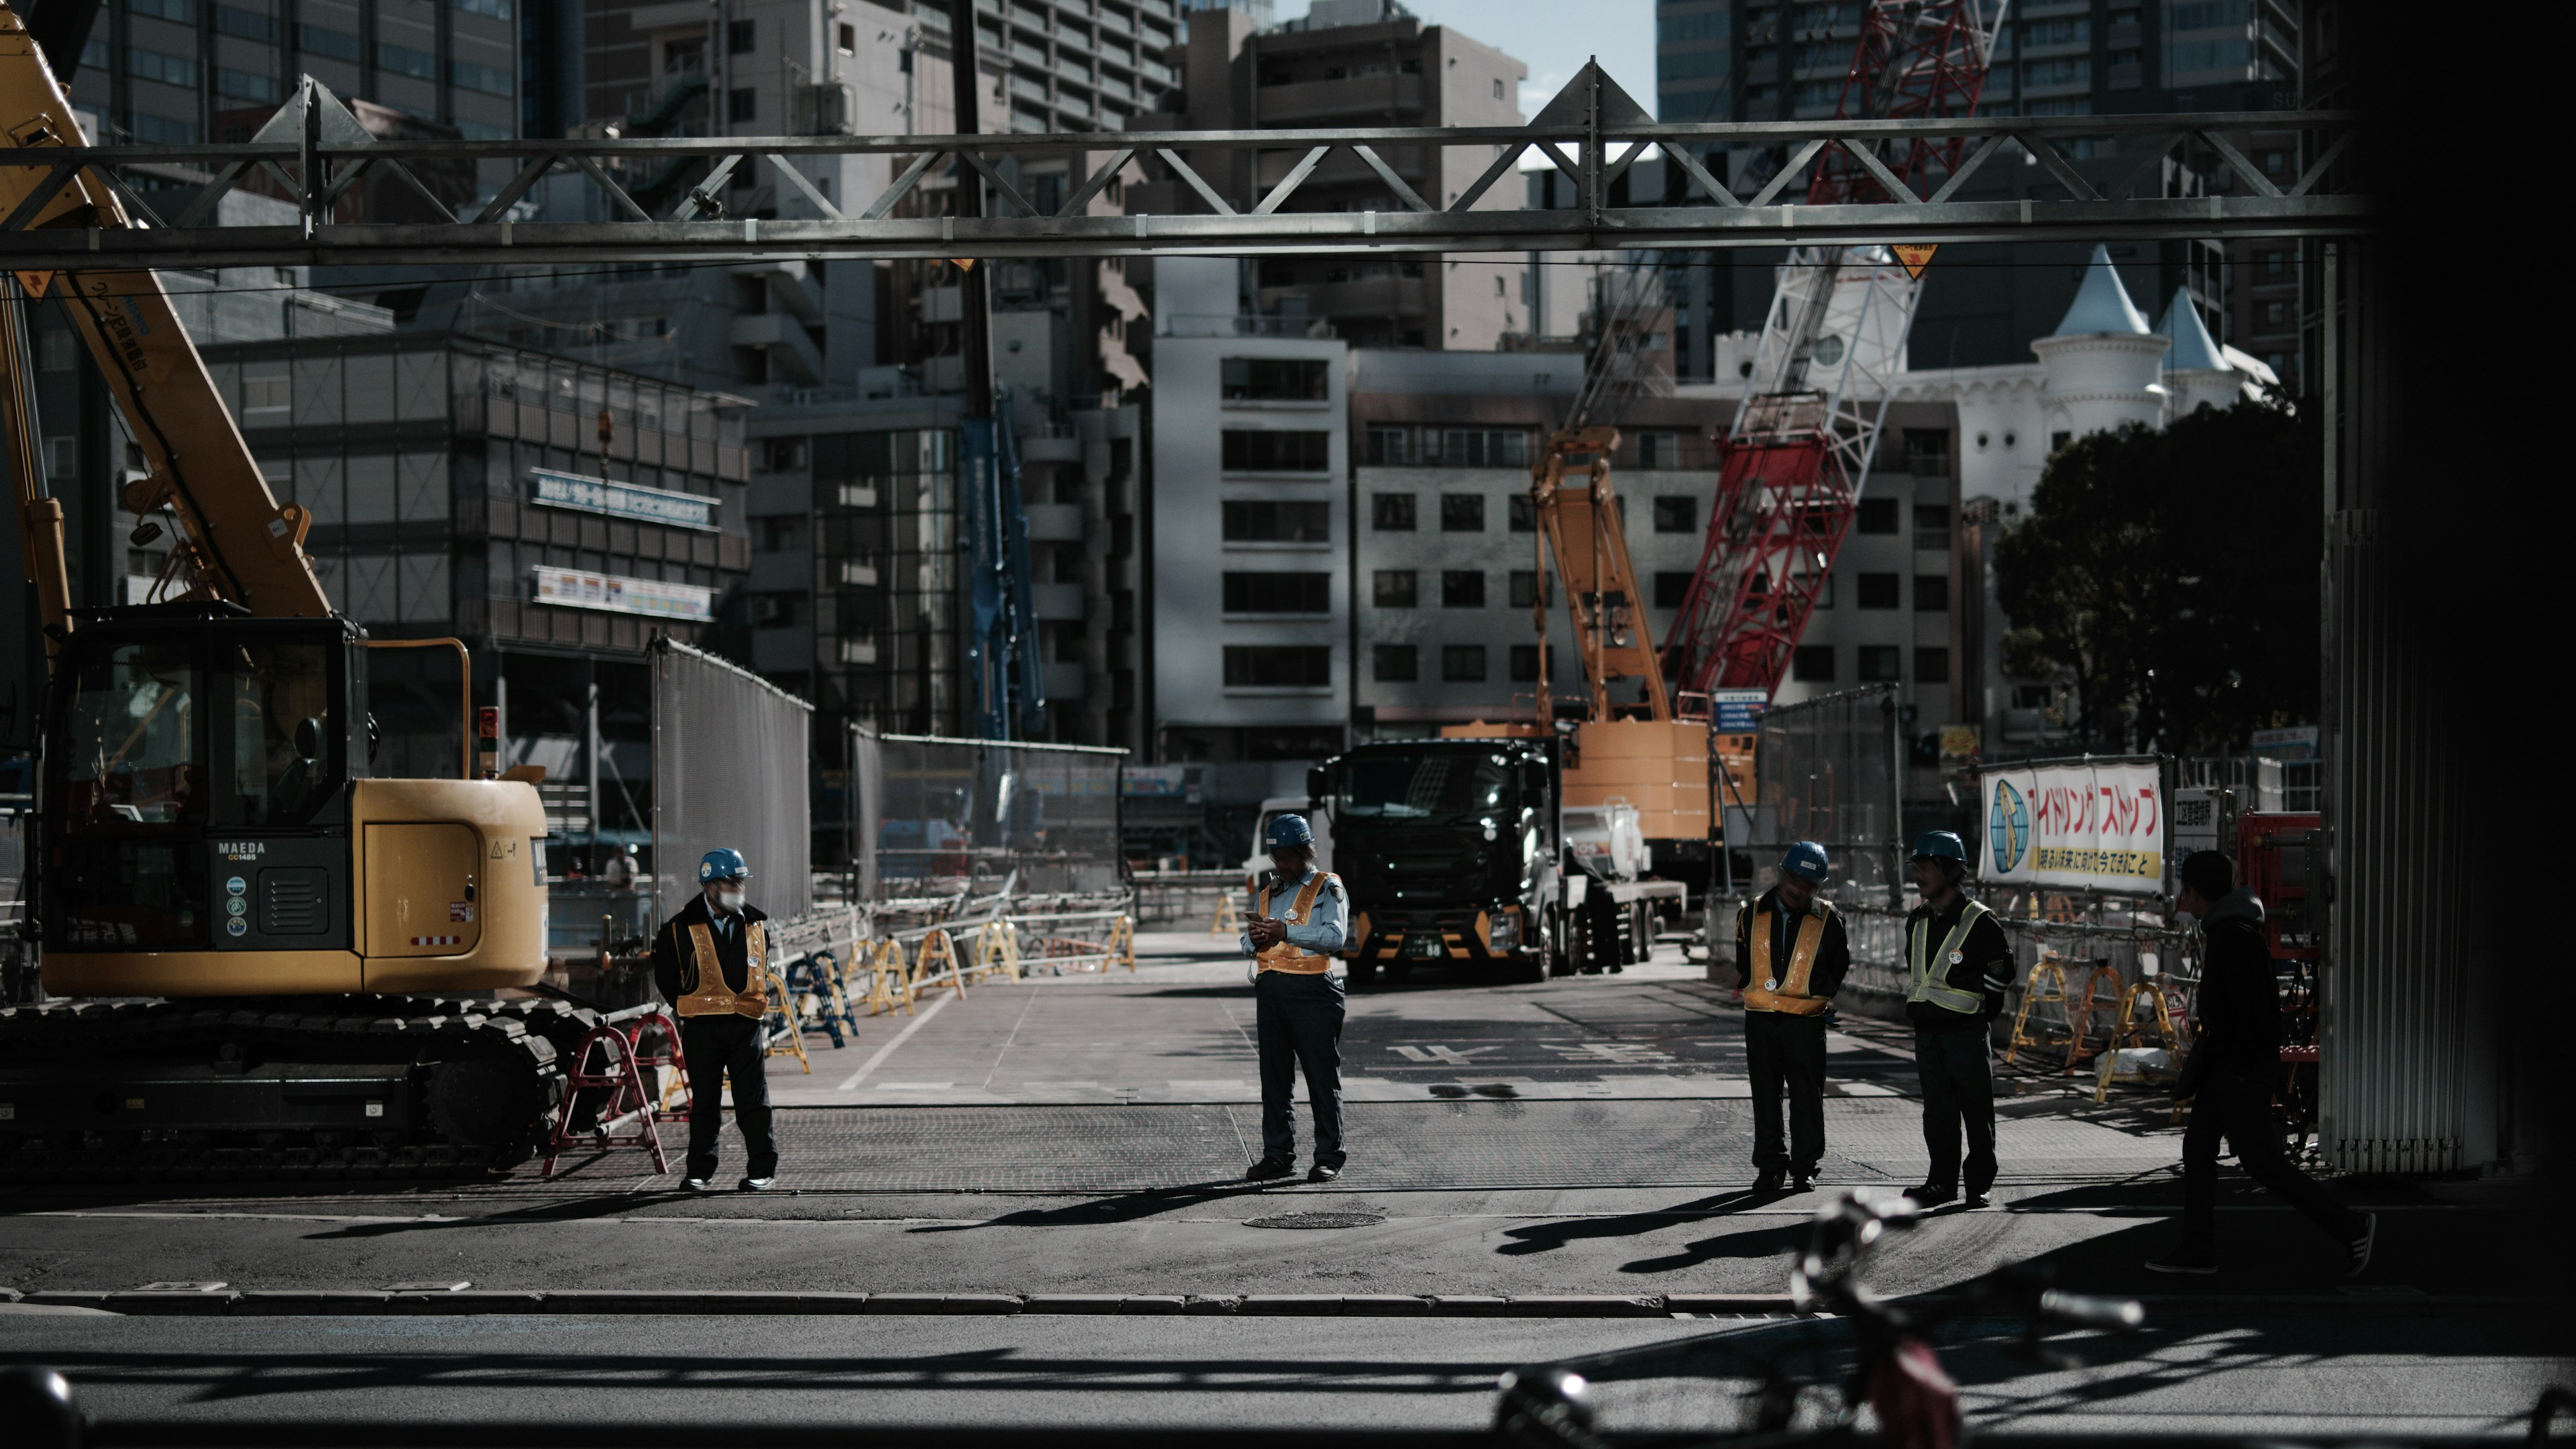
left=1650, top=0, right=2302, bottom=387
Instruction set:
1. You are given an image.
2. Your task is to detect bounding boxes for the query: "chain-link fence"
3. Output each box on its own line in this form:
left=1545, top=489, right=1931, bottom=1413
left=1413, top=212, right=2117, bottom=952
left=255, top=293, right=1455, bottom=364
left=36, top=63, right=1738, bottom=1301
left=849, top=729, right=1124, bottom=907
left=1743, top=684, right=1903, bottom=906
left=649, top=637, right=813, bottom=922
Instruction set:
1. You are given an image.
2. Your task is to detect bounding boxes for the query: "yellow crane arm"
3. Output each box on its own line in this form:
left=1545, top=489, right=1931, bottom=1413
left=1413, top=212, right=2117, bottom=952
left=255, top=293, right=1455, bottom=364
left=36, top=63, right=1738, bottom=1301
left=0, top=5, right=331, bottom=621
left=1528, top=426, right=1673, bottom=723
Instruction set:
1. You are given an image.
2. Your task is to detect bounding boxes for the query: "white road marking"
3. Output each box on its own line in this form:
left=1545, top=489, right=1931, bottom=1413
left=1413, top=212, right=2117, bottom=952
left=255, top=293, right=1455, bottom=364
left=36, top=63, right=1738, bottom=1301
left=834, top=992, right=952, bottom=1091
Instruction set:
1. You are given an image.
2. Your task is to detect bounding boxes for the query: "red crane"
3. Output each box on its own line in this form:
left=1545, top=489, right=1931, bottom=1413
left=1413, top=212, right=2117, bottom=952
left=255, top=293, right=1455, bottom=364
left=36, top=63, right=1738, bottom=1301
left=1660, top=1, right=2006, bottom=698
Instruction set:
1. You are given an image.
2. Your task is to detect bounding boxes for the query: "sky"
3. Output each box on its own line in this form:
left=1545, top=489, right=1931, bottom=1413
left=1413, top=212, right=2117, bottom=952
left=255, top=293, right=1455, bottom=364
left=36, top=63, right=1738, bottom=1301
left=1266, top=0, right=1661, bottom=122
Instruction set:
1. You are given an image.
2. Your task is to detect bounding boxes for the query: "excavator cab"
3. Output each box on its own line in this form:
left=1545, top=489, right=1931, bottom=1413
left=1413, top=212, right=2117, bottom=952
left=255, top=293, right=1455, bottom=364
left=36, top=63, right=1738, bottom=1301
left=42, top=607, right=364, bottom=959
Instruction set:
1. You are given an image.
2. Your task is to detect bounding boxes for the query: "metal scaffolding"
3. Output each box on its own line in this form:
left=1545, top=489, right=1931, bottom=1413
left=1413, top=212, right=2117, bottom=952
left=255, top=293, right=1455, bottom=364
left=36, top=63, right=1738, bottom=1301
left=0, top=71, right=2365, bottom=268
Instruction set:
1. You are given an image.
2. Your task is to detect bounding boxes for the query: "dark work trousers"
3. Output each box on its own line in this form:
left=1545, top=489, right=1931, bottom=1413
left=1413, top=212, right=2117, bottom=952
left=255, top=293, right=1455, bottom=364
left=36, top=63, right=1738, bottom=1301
left=1745, top=1010, right=1828, bottom=1174
left=679, top=1014, right=778, bottom=1181
left=1913, top=1022, right=1997, bottom=1194
left=1255, top=969, right=1347, bottom=1167
left=2180, top=1075, right=2359, bottom=1250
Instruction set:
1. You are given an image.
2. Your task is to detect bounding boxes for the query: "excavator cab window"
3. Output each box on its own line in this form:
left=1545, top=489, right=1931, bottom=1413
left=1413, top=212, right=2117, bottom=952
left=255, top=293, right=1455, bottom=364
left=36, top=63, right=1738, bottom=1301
left=229, top=641, right=337, bottom=825
left=57, top=640, right=205, bottom=835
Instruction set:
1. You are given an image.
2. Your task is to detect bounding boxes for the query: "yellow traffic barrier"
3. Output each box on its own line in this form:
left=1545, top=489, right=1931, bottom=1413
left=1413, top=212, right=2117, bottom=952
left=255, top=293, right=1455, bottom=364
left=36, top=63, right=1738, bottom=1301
left=2004, top=956, right=2074, bottom=1067
left=2092, top=977, right=2188, bottom=1105
left=2063, top=963, right=2126, bottom=1073
left=1209, top=890, right=1242, bottom=938
left=912, top=928, right=969, bottom=1001
left=857, top=937, right=916, bottom=1017
left=965, top=920, right=1023, bottom=985
left=759, top=965, right=812, bottom=1074
left=1108, top=915, right=1136, bottom=973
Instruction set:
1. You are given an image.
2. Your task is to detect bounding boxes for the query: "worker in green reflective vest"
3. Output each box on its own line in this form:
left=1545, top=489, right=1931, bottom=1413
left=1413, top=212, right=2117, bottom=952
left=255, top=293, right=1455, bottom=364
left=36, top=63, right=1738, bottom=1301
left=1902, top=830, right=2016, bottom=1208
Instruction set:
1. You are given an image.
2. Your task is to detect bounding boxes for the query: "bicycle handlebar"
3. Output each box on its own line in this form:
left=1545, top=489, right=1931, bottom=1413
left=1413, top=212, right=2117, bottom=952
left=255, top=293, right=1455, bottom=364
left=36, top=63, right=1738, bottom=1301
left=2039, top=1289, right=2147, bottom=1330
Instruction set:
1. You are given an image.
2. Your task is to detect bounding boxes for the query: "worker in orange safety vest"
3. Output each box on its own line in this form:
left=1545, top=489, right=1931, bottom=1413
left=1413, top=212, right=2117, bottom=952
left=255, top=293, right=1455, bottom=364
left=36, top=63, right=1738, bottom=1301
left=1733, top=841, right=1851, bottom=1193
left=649, top=847, right=779, bottom=1192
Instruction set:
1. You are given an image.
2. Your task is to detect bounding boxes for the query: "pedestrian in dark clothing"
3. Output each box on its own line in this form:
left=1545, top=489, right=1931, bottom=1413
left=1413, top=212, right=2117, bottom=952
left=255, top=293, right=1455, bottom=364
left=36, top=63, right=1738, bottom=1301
left=1734, top=841, right=1850, bottom=1193
left=1902, top=830, right=2015, bottom=1208
left=649, top=847, right=780, bottom=1191
left=2147, top=850, right=2376, bottom=1277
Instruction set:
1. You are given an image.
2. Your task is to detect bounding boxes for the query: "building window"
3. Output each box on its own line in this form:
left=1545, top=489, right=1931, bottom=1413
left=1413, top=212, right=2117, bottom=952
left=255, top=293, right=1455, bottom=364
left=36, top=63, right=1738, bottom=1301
left=1225, top=646, right=1332, bottom=688
left=1440, top=494, right=1485, bottom=532
left=1223, top=572, right=1332, bottom=614
left=1491, top=76, right=1505, bottom=100
left=451, top=58, right=517, bottom=95
left=1372, top=644, right=1417, bottom=682
left=454, top=0, right=517, bottom=17
left=1636, top=431, right=1682, bottom=468
left=299, top=25, right=362, bottom=63
left=2261, top=301, right=2289, bottom=329
left=1902, top=429, right=1951, bottom=478
left=1652, top=495, right=1697, bottom=533
left=1441, top=570, right=1486, bottom=608
left=839, top=23, right=857, bottom=53
left=1857, top=645, right=1902, bottom=682
left=377, top=42, right=437, bottom=80
left=729, top=87, right=758, bottom=123
left=1915, top=575, right=1949, bottom=612
left=1365, top=427, right=1411, bottom=465
left=1508, top=494, right=1536, bottom=532
left=1857, top=497, right=1899, bottom=534
left=1222, top=500, right=1331, bottom=543
left=1224, top=357, right=1330, bottom=401
left=1792, top=645, right=1835, bottom=682
left=1916, top=647, right=1951, bottom=684
left=1856, top=572, right=1900, bottom=608
left=217, top=67, right=281, bottom=104
left=1652, top=572, right=1693, bottom=609
left=1509, top=570, right=1545, bottom=609
left=1223, top=429, right=1331, bottom=472
left=728, top=18, right=755, bottom=52
left=215, top=5, right=279, bottom=42
left=126, top=46, right=201, bottom=89
left=1426, top=429, right=1526, bottom=468
left=2051, top=431, right=2072, bottom=452
left=2263, top=250, right=2288, bottom=278
left=1510, top=643, right=1545, bottom=682
left=1441, top=645, right=1487, bottom=682
left=129, top=113, right=199, bottom=144
left=1373, top=570, right=1418, bottom=608
left=1915, top=504, right=1951, bottom=550
left=1371, top=493, right=1416, bottom=531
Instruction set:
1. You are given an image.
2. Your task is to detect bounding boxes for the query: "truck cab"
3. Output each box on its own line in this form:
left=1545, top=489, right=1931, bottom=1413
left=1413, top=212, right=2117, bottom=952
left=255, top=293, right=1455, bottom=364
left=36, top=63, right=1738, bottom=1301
left=1311, top=739, right=1560, bottom=986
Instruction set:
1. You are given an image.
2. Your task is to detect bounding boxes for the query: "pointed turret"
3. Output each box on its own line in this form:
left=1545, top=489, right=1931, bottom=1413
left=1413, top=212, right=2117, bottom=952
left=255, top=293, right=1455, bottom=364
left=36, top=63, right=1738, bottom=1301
left=2053, top=244, right=2151, bottom=336
left=2157, top=287, right=2229, bottom=372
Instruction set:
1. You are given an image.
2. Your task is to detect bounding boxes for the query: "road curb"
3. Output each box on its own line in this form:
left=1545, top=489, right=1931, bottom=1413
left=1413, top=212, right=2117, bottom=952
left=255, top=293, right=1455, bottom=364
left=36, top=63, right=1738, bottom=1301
left=3, top=1287, right=2544, bottom=1318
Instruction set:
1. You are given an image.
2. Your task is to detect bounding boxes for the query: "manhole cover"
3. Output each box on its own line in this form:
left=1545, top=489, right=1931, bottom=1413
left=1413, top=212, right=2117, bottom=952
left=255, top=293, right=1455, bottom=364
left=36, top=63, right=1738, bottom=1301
left=1244, top=1212, right=1385, bottom=1230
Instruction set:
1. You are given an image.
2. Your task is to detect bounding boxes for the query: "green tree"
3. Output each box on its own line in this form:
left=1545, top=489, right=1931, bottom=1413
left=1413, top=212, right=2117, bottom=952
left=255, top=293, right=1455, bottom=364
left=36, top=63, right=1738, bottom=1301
left=1992, top=399, right=2320, bottom=755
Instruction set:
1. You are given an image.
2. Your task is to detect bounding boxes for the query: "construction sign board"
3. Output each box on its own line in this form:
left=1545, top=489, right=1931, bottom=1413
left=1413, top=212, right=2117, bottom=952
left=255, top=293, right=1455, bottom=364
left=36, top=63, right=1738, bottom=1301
left=1892, top=244, right=1937, bottom=279
left=1979, top=759, right=2165, bottom=894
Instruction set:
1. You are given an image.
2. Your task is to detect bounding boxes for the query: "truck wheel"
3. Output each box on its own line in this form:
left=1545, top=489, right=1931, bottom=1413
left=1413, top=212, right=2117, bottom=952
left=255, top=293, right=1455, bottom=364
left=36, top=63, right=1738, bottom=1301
left=1546, top=906, right=1576, bottom=977
left=1633, top=904, right=1656, bottom=963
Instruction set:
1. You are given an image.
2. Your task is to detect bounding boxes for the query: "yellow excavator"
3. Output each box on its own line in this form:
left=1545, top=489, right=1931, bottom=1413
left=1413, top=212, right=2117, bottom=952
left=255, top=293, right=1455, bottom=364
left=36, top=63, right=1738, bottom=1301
left=0, top=8, right=583, bottom=1179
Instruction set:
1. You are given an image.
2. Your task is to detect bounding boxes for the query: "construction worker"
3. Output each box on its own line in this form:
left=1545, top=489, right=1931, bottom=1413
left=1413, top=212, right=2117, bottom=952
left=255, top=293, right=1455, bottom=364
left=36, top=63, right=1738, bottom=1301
left=1240, top=814, right=1349, bottom=1183
left=1903, top=830, right=2015, bottom=1208
left=649, top=847, right=779, bottom=1191
left=1733, top=841, right=1849, bottom=1193
left=2147, top=850, right=2375, bottom=1277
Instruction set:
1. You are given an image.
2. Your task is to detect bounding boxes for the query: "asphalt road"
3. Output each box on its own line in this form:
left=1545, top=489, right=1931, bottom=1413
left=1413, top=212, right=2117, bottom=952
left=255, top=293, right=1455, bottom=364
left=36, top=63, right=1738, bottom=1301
left=3, top=940, right=2565, bottom=1438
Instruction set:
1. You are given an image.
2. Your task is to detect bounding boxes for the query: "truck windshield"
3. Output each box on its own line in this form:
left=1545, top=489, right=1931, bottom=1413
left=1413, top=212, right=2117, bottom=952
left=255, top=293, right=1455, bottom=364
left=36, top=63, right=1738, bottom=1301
left=1340, top=751, right=1511, bottom=824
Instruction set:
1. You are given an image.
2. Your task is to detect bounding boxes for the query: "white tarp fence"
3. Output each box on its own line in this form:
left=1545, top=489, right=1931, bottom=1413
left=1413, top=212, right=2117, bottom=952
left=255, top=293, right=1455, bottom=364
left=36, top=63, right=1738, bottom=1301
left=651, top=636, right=814, bottom=920
left=1978, top=757, right=2166, bottom=895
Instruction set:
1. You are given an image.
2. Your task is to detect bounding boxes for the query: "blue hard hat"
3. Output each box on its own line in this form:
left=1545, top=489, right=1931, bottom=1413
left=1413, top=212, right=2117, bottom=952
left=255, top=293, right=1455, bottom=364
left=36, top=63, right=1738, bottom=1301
left=1909, top=830, right=1968, bottom=864
left=1265, top=814, right=1314, bottom=849
left=1778, top=841, right=1829, bottom=882
left=698, top=847, right=751, bottom=882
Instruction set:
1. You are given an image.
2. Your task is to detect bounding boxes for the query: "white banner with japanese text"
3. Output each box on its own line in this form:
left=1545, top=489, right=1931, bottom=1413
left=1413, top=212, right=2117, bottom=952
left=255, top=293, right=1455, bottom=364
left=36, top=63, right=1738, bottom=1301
left=1979, top=759, right=2165, bottom=894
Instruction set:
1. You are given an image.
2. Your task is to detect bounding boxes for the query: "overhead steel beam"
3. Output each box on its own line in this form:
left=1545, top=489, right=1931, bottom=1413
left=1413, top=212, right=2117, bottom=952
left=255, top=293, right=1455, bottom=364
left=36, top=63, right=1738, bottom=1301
left=0, top=101, right=2367, bottom=268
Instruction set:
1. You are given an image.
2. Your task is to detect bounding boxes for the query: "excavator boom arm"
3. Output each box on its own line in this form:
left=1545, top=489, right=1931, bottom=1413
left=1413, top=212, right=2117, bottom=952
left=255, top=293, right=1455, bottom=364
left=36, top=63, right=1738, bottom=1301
left=0, top=5, right=331, bottom=623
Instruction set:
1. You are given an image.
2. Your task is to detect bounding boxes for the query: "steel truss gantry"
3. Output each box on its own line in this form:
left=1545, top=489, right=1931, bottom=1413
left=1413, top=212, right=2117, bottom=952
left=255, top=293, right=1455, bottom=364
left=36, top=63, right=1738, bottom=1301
left=0, top=70, right=2364, bottom=269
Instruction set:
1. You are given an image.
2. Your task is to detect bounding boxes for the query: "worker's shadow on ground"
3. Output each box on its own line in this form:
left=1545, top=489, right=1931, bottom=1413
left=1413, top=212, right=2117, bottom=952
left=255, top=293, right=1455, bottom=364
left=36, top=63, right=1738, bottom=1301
left=1495, top=1188, right=1782, bottom=1258
left=301, top=1187, right=708, bottom=1240
left=910, top=1179, right=1283, bottom=1231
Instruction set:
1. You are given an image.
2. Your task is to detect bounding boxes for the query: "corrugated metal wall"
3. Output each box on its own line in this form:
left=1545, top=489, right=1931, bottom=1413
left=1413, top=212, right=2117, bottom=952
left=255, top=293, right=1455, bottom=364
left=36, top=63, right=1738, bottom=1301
left=649, top=637, right=814, bottom=924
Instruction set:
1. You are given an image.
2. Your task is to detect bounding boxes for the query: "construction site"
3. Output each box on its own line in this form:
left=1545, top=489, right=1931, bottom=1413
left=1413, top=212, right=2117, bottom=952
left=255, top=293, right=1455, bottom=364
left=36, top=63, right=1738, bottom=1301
left=0, top=0, right=2561, bottom=1444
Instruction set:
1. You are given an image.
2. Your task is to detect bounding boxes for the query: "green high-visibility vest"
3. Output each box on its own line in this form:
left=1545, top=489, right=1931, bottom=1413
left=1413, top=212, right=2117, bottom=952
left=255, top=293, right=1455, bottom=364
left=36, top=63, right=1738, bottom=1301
left=1908, top=899, right=1995, bottom=1016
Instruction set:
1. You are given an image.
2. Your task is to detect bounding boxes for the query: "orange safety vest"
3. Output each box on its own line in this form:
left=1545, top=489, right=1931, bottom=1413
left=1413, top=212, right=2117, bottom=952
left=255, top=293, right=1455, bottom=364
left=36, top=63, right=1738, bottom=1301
left=678, top=916, right=769, bottom=1019
left=1254, top=871, right=1338, bottom=975
left=1743, top=902, right=1832, bottom=1016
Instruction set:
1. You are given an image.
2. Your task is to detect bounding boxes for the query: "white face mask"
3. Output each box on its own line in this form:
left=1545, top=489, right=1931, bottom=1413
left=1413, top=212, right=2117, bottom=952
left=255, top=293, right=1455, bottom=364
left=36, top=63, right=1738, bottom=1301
left=713, top=887, right=746, bottom=914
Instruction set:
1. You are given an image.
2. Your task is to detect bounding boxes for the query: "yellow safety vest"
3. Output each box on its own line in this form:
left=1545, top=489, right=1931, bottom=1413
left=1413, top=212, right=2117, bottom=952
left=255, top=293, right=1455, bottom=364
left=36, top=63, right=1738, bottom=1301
left=1254, top=872, right=1338, bottom=975
left=1907, top=899, right=1994, bottom=1016
left=1743, top=902, right=1832, bottom=1016
left=678, top=917, right=769, bottom=1019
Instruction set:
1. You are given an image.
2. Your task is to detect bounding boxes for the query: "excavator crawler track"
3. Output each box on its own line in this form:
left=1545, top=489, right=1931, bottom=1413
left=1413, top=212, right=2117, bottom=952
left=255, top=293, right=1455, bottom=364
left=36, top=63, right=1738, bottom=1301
left=0, top=996, right=602, bottom=1185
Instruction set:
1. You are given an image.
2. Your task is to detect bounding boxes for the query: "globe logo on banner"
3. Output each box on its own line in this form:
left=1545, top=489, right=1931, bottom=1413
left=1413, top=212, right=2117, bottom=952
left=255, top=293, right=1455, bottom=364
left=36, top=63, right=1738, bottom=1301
left=1989, top=778, right=2030, bottom=873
